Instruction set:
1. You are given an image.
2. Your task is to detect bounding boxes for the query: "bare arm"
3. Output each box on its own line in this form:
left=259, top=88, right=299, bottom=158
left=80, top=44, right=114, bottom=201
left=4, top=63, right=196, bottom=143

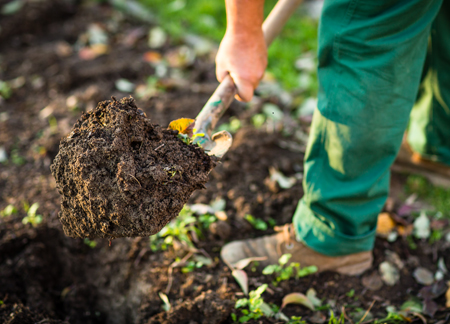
left=216, top=0, right=267, bottom=102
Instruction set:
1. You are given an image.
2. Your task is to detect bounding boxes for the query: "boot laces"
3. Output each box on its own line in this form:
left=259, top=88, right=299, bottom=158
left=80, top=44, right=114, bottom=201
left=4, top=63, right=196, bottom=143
left=274, top=224, right=294, bottom=254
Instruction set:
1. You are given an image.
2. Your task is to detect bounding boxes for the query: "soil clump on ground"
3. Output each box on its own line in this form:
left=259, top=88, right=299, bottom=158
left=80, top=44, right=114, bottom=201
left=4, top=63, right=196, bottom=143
left=51, top=97, right=215, bottom=239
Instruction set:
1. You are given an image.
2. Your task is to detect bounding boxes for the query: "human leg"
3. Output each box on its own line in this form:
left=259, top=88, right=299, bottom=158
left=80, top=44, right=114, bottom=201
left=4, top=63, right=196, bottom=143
left=408, top=1, right=450, bottom=165
left=293, top=0, right=443, bottom=256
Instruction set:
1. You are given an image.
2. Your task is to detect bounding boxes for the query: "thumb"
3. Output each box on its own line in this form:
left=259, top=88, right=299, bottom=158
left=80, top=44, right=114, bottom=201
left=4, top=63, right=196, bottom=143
left=229, top=73, right=255, bottom=102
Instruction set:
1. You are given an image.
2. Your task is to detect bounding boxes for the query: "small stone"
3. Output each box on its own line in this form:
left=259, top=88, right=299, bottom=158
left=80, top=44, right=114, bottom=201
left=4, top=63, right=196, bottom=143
left=413, top=267, right=434, bottom=285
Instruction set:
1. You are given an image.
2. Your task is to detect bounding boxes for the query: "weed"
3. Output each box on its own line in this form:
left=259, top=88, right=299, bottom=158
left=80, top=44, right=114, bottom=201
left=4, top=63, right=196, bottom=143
left=346, top=289, right=355, bottom=298
left=0, top=80, right=12, bottom=99
left=0, top=204, right=18, bottom=217
left=22, top=203, right=43, bottom=227
left=84, top=238, right=97, bottom=248
left=289, top=316, right=307, bottom=324
left=327, top=311, right=345, bottom=324
left=244, top=214, right=268, bottom=231
left=262, top=253, right=317, bottom=285
left=10, top=148, right=25, bottom=166
left=233, top=284, right=272, bottom=323
left=149, top=206, right=215, bottom=252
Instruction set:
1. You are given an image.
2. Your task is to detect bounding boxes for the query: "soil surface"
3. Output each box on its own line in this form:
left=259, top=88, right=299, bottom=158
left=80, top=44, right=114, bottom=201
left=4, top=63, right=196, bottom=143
left=51, top=97, right=214, bottom=239
left=1, top=1, right=449, bottom=324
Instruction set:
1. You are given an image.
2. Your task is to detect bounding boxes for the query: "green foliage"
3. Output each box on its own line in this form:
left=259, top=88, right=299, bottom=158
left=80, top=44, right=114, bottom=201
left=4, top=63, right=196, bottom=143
left=346, top=289, right=355, bottom=298
left=0, top=80, right=12, bottom=99
left=180, top=254, right=213, bottom=273
left=177, top=132, right=204, bottom=145
left=328, top=311, right=345, bottom=324
left=22, top=203, right=43, bottom=227
left=0, top=204, right=18, bottom=217
left=234, top=284, right=269, bottom=323
left=262, top=253, right=317, bottom=285
left=84, top=238, right=97, bottom=248
left=149, top=206, right=217, bottom=252
left=10, top=148, right=25, bottom=166
left=244, top=214, right=268, bottom=231
left=289, top=316, right=307, bottom=324
left=217, top=117, right=241, bottom=134
left=405, top=175, right=450, bottom=218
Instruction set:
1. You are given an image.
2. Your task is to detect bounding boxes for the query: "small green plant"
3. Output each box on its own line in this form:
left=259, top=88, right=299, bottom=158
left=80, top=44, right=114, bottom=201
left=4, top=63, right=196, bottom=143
left=149, top=206, right=205, bottom=252
left=0, top=204, right=18, bottom=217
left=262, top=254, right=317, bottom=285
left=10, top=148, right=25, bottom=166
left=232, top=284, right=272, bottom=323
left=22, top=203, right=43, bottom=227
left=0, top=80, right=12, bottom=99
left=346, top=289, right=355, bottom=298
left=289, top=316, right=307, bottom=324
left=84, top=238, right=97, bottom=248
left=244, top=214, right=268, bottom=231
left=328, top=311, right=345, bottom=324
left=177, top=132, right=205, bottom=145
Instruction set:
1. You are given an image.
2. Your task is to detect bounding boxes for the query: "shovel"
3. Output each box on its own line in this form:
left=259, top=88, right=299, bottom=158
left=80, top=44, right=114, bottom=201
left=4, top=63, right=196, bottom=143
left=193, top=0, right=303, bottom=158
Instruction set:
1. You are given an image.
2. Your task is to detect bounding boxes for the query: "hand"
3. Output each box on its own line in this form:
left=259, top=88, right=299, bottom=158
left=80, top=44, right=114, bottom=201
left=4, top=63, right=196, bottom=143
left=215, top=29, right=267, bottom=102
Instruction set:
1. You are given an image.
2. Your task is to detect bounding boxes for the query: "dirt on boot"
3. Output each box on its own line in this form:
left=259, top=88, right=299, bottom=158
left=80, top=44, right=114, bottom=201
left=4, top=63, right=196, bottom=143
left=51, top=97, right=215, bottom=239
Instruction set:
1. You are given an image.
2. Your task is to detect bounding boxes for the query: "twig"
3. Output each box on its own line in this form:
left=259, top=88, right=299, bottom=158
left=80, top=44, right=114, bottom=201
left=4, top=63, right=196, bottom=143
left=134, top=248, right=148, bottom=267
left=360, top=300, right=376, bottom=323
left=154, top=143, right=165, bottom=151
left=341, top=306, right=354, bottom=324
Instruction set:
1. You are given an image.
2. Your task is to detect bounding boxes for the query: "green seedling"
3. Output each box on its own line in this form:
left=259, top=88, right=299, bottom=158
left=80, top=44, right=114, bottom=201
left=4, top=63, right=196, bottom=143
left=149, top=206, right=213, bottom=252
left=289, top=316, right=307, bottom=324
left=22, top=203, right=43, bottom=227
left=0, top=80, right=12, bottom=99
left=244, top=214, right=268, bottom=231
left=232, top=284, right=273, bottom=323
left=262, top=253, right=317, bottom=285
left=327, top=311, right=345, bottom=324
left=0, top=204, right=18, bottom=217
left=84, top=238, right=97, bottom=248
left=10, top=148, right=25, bottom=166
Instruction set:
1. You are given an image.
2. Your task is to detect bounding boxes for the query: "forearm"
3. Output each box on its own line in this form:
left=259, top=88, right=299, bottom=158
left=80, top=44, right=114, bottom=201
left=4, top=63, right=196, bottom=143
left=225, top=0, right=265, bottom=36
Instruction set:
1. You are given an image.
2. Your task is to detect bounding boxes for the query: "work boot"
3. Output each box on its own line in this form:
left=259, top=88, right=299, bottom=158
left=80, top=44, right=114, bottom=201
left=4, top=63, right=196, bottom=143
left=221, top=224, right=372, bottom=276
left=394, top=136, right=450, bottom=187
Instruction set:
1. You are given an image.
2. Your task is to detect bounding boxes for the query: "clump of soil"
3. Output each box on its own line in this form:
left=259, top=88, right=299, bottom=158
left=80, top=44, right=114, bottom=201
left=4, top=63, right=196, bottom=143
left=51, top=97, right=215, bottom=239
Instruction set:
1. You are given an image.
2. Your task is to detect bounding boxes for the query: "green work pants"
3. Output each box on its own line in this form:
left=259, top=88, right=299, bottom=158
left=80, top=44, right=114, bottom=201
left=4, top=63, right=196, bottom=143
left=293, top=0, right=450, bottom=256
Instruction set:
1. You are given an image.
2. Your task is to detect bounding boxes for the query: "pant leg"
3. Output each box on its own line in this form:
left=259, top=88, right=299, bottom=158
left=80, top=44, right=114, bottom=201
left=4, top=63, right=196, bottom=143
left=293, top=0, right=443, bottom=257
left=408, top=1, right=450, bottom=165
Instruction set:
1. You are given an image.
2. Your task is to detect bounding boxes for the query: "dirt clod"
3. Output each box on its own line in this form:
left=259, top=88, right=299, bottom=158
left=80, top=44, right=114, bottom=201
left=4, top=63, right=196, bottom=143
left=51, top=97, right=215, bottom=239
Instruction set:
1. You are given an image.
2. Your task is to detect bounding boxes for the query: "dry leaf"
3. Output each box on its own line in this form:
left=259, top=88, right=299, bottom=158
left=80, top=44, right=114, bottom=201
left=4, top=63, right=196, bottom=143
left=281, top=292, right=315, bottom=311
left=231, top=269, right=248, bottom=295
left=413, top=267, right=434, bottom=286
left=168, top=118, right=195, bottom=137
left=376, top=212, right=396, bottom=236
left=232, top=257, right=267, bottom=270
left=143, top=51, right=162, bottom=64
left=379, top=261, right=400, bottom=286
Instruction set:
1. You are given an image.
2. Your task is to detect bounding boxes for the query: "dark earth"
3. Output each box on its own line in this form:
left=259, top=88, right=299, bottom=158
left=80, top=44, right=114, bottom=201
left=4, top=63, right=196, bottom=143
left=1, top=1, right=449, bottom=323
left=51, top=97, right=215, bottom=239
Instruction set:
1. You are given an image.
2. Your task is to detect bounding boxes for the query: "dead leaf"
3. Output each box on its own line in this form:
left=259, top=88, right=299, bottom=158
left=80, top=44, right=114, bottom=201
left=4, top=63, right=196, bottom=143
left=414, top=212, right=430, bottom=239
left=413, top=267, right=434, bottom=286
left=385, top=250, right=405, bottom=270
left=379, top=261, right=400, bottom=286
left=376, top=212, right=396, bottom=236
left=231, top=269, right=248, bottom=295
left=232, top=257, right=268, bottom=270
left=269, top=167, right=297, bottom=189
left=281, top=292, right=315, bottom=311
left=168, top=118, right=195, bottom=137
left=362, top=272, right=383, bottom=291
left=418, top=280, right=447, bottom=299
left=397, top=224, right=413, bottom=236
left=143, top=51, right=162, bottom=64
left=309, top=312, right=326, bottom=324
left=422, top=298, right=438, bottom=317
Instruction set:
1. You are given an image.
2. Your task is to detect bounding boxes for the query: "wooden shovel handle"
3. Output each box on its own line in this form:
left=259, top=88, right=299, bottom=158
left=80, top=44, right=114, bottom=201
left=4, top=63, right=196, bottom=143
left=195, top=0, right=303, bottom=137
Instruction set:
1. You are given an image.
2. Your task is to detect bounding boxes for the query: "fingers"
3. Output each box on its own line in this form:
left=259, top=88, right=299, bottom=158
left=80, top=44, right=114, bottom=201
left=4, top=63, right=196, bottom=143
left=229, top=73, right=255, bottom=102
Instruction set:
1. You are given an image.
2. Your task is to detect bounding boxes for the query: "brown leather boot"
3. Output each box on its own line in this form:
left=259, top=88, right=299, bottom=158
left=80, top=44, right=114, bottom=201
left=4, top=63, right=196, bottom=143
left=221, top=224, right=372, bottom=276
left=394, top=136, right=450, bottom=187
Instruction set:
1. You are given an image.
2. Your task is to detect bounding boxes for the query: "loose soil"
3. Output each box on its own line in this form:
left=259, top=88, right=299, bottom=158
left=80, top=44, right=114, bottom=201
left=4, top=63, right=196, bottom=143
left=1, top=1, right=449, bottom=324
left=51, top=97, right=215, bottom=239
